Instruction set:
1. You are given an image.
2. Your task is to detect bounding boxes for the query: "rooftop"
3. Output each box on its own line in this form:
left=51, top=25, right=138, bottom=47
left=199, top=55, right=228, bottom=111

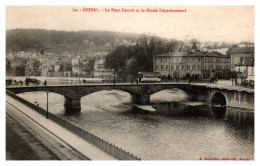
left=154, top=51, right=229, bottom=58
left=229, top=47, right=254, bottom=54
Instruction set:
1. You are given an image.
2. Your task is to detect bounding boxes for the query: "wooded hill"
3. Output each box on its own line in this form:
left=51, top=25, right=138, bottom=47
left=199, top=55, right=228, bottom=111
left=6, top=29, right=141, bottom=54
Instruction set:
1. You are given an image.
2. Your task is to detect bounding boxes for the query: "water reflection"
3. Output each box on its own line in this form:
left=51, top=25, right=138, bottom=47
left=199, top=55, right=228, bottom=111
left=17, top=89, right=254, bottom=160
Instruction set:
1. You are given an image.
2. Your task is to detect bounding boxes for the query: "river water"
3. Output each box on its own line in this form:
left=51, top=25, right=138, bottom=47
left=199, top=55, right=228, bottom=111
left=17, top=89, right=254, bottom=160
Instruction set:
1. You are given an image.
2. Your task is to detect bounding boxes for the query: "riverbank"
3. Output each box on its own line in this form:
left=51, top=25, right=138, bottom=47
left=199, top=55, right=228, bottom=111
left=6, top=113, right=59, bottom=160
left=6, top=95, right=116, bottom=160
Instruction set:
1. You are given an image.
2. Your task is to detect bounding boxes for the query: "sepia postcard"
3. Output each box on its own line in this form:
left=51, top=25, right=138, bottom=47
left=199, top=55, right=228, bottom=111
left=3, top=4, right=257, bottom=166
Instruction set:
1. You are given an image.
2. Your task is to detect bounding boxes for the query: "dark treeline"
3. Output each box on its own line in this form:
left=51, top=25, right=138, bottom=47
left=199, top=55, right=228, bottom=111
left=105, top=35, right=181, bottom=75
left=6, top=29, right=141, bottom=53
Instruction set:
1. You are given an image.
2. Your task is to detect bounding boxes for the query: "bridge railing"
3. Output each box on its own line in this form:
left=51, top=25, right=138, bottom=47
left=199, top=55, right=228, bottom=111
left=6, top=90, right=141, bottom=160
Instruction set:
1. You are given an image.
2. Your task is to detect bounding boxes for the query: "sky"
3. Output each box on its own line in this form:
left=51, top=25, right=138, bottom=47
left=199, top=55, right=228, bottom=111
left=6, top=6, right=254, bottom=43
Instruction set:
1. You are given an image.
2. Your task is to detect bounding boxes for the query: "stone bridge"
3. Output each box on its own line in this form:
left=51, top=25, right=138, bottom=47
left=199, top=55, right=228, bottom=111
left=6, top=83, right=254, bottom=114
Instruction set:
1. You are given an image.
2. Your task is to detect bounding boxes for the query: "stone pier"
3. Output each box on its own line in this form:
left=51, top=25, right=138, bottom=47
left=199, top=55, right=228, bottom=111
left=64, top=96, right=81, bottom=114
left=131, top=94, right=150, bottom=105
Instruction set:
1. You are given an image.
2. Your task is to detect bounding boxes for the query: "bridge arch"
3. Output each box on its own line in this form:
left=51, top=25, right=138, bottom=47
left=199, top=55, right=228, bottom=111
left=80, top=88, right=139, bottom=98
left=211, top=92, right=227, bottom=106
left=210, top=92, right=227, bottom=119
left=150, top=88, right=187, bottom=103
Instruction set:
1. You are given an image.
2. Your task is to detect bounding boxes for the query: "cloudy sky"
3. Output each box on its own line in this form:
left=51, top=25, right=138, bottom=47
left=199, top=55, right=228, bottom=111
left=6, top=6, right=254, bottom=43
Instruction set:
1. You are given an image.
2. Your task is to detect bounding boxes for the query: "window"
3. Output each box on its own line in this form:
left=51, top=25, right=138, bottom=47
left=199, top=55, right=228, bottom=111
left=171, top=65, right=174, bottom=70
left=182, top=65, right=185, bottom=70
left=192, top=65, right=196, bottom=70
left=198, top=65, right=201, bottom=70
left=187, top=65, right=190, bottom=70
left=226, top=65, right=230, bottom=70
left=176, top=58, right=179, bottom=62
left=240, top=57, right=243, bottom=63
left=176, top=65, right=179, bottom=70
left=166, top=65, right=168, bottom=70
left=161, top=65, right=164, bottom=70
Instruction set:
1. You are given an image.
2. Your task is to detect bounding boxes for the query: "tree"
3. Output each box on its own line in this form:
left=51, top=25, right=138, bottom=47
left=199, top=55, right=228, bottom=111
left=6, top=60, right=13, bottom=75
left=59, top=61, right=72, bottom=71
left=84, top=57, right=96, bottom=77
left=105, top=34, right=182, bottom=75
left=184, top=73, right=191, bottom=80
left=15, top=65, right=26, bottom=76
left=105, top=45, right=128, bottom=74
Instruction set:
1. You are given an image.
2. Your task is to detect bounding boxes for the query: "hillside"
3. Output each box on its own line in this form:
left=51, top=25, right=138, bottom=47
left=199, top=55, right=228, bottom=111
left=6, top=29, right=141, bottom=54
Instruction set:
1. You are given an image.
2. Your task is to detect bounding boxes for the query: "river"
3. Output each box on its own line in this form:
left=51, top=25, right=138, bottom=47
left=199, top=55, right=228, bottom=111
left=17, top=89, right=254, bottom=160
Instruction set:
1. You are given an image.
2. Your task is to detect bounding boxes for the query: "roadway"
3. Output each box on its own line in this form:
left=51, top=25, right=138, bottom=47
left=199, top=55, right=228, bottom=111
left=6, top=95, right=116, bottom=160
left=7, top=81, right=254, bottom=93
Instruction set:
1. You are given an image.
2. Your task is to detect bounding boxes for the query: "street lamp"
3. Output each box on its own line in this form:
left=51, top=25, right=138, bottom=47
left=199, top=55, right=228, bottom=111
left=46, top=90, right=49, bottom=119
left=113, top=68, right=116, bottom=86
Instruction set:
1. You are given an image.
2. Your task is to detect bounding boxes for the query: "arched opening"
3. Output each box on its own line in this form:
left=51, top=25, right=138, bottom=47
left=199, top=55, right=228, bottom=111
left=211, top=92, right=226, bottom=119
left=150, top=88, right=187, bottom=103
left=80, top=90, right=132, bottom=113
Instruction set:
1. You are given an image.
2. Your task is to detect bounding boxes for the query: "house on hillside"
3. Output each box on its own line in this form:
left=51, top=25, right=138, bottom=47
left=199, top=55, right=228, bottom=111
left=93, top=58, right=114, bottom=80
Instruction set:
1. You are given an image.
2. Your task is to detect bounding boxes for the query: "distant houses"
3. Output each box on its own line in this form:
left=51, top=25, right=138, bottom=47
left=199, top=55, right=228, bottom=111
left=6, top=40, right=254, bottom=84
left=21, top=51, right=112, bottom=79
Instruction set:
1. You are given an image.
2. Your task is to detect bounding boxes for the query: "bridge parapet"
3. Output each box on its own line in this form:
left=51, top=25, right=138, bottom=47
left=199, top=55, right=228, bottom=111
left=6, top=83, right=254, bottom=113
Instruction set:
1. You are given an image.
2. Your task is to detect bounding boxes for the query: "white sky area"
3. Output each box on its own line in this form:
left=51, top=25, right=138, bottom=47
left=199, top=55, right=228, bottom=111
left=6, top=6, right=254, bottom=43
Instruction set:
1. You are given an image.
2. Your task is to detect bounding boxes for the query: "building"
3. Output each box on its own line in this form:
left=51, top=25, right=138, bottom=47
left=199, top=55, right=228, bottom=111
left=25, top=58, right=41, bottom=76
left=238, top=42, right=254, bottom=48
left=40, top=58, right=55, bottom=77
left=54, top=64, right=60, bottom=72
left=201, top=42, right=230, bottom=55
left=62, top=52, right=72, bottom=59
left=153, top=43, right=231, bottom=79
left=93, top=58, right=114, bottom=80
left=229, top=46, right=254, bottom=72
left=72, top=56, right=85, bottom=76
left=229, top=44, right=254, bottom=81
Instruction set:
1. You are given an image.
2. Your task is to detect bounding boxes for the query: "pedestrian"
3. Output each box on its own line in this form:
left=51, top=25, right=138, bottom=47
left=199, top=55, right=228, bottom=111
left=188, top=78, right=191, bottom=85
left=44, top=80, right=47, bottom=86
left=83, top=79, right=86, bottom=84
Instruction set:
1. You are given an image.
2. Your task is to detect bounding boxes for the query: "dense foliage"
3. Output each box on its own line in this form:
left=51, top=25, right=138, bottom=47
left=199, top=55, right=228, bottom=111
left=105, top=35, right=181, bottom=74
